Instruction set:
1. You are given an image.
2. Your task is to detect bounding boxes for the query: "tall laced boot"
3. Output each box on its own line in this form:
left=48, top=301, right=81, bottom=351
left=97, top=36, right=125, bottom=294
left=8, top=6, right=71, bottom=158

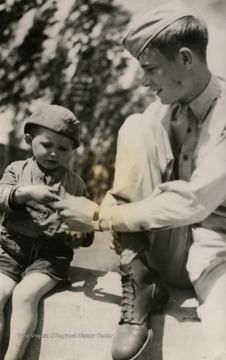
left=112, top=255, right=169, bottom=360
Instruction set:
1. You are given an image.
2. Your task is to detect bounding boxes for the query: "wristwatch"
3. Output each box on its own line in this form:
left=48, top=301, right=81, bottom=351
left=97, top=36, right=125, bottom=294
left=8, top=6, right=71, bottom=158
left=92, top=206, right=102, bottom=231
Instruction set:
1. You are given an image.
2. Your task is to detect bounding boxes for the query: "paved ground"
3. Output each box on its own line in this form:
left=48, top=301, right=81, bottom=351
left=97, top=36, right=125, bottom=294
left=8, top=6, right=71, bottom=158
left=72, top=231, right=120, bottom=272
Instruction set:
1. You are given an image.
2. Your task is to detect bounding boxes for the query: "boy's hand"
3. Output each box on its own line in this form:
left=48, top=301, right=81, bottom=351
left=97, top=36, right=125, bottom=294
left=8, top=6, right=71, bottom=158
left=29, top=185, right=61, bottom=204
left=13, top=185, right=61, bottom=205
left=65, top=231, right=86, bottom=249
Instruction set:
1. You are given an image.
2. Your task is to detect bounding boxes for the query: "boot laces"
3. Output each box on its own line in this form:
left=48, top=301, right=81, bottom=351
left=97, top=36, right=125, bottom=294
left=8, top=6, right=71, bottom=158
left=119, top=270, right=135, bottom=323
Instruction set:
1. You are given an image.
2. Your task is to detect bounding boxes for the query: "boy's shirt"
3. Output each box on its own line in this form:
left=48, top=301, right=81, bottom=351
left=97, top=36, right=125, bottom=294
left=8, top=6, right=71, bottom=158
left=0, top=157, right=88, bottom=239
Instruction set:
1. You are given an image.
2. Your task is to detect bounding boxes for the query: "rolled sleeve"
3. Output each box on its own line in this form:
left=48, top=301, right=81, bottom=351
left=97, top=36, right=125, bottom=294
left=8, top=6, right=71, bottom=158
left=100, top=131, right=226, bottom=232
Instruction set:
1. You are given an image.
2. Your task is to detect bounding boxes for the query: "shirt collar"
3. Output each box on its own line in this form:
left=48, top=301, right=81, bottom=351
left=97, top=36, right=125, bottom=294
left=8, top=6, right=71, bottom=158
left=31, top=157, right=65, bottom=183
left=189, top=73, right=220, bottom=124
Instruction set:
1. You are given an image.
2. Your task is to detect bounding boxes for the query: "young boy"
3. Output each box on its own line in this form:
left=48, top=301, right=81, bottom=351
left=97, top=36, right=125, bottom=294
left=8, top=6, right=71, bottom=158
left=0, top=104, right=93, bottom=360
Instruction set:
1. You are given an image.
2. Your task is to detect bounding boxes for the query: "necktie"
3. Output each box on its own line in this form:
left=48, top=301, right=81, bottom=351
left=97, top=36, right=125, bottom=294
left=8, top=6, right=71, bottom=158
left=171, top=104, right=197, bottom=181
left=171, top=103, right=189, bottom=154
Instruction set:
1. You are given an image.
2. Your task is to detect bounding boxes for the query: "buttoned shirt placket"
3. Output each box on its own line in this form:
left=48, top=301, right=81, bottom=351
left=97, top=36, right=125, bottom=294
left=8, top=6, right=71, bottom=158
left=178, top=106, right=197, bottom=181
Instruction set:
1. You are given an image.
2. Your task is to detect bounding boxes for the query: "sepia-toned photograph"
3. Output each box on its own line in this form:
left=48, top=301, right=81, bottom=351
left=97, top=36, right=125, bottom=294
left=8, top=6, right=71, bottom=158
left=0, top=0, right=225, bottom=359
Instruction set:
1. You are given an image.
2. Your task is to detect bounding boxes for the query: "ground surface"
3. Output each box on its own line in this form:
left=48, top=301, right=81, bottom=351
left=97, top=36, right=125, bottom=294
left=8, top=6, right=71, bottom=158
left=72, top=231, right=120, bottom=272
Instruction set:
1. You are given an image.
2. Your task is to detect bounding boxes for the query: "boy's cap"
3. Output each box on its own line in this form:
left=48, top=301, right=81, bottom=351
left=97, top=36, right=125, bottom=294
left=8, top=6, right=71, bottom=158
left=24, top=105, right=80, bottom=148
left=123, top=1, right=194, bottom=59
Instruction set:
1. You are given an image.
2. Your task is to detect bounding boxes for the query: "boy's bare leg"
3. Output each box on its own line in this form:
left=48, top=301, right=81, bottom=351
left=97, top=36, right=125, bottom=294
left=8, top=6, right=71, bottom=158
left=4, top=273, right=59, bottom=360
left=0, top=273, right=17, bottom=360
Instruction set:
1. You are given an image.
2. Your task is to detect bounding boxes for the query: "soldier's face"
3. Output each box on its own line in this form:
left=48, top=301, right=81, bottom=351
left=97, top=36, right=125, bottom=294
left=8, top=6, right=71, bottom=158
left=139, top=48, right=189, bottom=104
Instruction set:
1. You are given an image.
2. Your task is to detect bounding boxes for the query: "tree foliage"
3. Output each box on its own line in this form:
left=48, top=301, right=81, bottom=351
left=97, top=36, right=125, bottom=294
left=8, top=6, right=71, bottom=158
left=0, top=0, right=153, bottom=201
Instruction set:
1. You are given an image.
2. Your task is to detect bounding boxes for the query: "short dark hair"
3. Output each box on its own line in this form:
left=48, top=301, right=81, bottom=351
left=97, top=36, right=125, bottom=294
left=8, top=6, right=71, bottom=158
left=25, top=123, right=42, bottom=138
left=146, top=16, right=208, bottom=62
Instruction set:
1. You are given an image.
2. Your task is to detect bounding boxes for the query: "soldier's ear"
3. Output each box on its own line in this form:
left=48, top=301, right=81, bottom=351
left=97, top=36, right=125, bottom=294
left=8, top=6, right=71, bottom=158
left=25, top=133, right=32, bottom=148
left=178, top=47, right=193, bottom=68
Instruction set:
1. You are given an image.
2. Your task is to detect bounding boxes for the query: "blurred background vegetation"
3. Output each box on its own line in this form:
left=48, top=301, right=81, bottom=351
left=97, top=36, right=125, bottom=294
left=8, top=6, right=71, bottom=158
left=0, top=0, right=154, bottom=203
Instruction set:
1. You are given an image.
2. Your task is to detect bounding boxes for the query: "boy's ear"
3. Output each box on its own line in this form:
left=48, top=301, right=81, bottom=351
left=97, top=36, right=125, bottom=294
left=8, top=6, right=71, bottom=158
left=178, top=47, right=193, bottom=68
left=25, top=133, right=32, bottom=148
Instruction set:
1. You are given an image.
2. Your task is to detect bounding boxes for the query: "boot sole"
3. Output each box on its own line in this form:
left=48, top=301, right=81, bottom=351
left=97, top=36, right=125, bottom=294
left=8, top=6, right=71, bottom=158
left=128, top=329, right=153, bottom=360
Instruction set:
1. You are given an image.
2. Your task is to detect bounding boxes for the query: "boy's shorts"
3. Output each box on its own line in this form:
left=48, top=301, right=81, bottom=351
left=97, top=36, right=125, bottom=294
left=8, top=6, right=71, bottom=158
left=0, top=230, right=74, bottom=284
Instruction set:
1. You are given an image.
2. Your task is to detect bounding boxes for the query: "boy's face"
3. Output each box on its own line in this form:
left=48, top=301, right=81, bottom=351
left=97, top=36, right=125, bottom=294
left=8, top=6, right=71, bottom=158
left=26, top=127, right=74, bottom=170
left=139, top=48, right=191, bottom=104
